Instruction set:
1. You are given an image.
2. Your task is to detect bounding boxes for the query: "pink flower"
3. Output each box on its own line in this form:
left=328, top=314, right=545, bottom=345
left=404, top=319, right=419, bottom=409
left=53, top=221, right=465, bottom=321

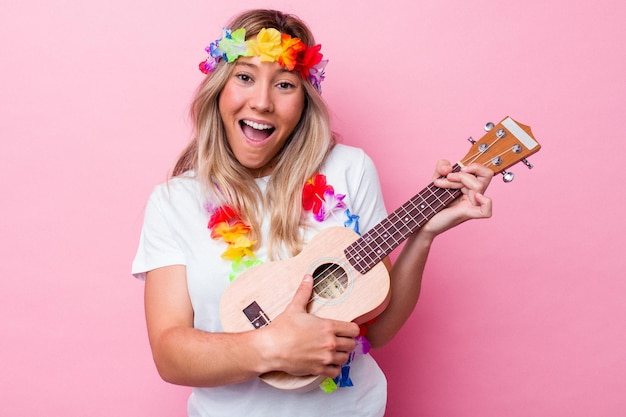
left=314, top=190, right=346, bottom=222
left=199, top=56, right=219, bottom=74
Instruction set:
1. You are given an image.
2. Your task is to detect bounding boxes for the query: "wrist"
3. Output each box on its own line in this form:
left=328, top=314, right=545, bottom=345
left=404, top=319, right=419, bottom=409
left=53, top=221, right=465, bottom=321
left=249, top=326, right=281, bottom=375
left=411, top=228, right=437, bottom=247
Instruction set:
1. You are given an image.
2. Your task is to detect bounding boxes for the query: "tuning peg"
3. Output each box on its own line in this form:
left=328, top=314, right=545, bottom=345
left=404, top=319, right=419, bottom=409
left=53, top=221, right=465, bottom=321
left=502, top=170, right=515, bottom=183
left=521, top=158, right=534, bottom=169
left=484, top=122, right=495, bottom=131
left=467, top=136, right=476, bottom=144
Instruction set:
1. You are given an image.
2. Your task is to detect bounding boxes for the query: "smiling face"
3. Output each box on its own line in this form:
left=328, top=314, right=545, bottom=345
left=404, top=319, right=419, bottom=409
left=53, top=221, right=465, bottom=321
left=218, top=56, right=306, bottom=176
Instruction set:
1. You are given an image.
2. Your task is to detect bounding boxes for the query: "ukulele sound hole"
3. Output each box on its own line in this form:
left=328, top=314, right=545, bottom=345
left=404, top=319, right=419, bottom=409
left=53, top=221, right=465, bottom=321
left=312, top=263, right=348, bottom=300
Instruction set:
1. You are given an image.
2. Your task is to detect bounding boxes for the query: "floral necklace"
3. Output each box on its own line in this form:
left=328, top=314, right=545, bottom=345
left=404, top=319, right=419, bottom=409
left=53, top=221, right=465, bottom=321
left=207, top=173, right=372, bottom=393
left=206, top=205, right=263, bottom=282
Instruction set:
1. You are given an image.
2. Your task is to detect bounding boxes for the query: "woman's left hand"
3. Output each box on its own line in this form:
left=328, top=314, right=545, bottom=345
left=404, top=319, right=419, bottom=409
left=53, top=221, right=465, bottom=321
left=420, top=160, right=494, bottom=239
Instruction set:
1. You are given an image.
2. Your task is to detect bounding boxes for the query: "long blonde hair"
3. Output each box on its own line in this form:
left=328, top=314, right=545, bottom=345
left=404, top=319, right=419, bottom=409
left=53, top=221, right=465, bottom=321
left=173, top=9, right=336, bottom=259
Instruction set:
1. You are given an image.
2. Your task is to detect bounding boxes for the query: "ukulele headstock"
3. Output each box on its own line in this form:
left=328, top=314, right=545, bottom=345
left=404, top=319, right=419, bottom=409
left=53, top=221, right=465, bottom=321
left=461, top=117, right=541, bottom=182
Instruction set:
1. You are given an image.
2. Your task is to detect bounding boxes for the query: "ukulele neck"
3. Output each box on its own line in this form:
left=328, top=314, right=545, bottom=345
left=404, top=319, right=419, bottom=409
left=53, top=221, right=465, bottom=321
left=345, top=164, right=462, bottom=274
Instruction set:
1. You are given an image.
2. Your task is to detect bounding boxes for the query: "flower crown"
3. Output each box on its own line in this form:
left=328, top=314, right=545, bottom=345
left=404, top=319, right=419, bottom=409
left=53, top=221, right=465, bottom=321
left=199, top=27, right=328, bottom=92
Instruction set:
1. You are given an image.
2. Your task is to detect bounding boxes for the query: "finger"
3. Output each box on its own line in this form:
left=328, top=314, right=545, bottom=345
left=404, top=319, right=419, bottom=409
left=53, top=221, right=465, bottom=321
left=335, top=335, right=358, bottom=353
left=464, top=190, right=492, bottom=216
left=334, top=321, right=360, bottom=339
left=452, top=169, right=489, bottom=194
left=434, top=171, right=468, bottom=190
left=461, top=163, right=494, bottom=183
left=432, top=159, right=453, bottom=180
left=285, top=274, right=313, bottom=313
left=320, top=364, right=343, bottom=379
left=474, top=192, right=493, bottom=218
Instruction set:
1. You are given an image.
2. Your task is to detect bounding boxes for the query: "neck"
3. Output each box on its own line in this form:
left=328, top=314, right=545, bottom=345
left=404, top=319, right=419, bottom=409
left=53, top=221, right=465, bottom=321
left=248, top=158, right=278, bottom=178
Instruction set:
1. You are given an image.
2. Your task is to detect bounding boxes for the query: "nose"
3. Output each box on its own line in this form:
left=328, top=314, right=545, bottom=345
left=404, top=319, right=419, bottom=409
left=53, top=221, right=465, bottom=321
left=248, top=83, right=274, bottom=113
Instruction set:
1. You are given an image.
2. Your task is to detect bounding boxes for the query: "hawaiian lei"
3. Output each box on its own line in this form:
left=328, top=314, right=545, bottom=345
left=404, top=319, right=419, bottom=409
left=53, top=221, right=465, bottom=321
left=199, top=27, right=328, bottom=92
left=207, top=174, right=371, bottom=393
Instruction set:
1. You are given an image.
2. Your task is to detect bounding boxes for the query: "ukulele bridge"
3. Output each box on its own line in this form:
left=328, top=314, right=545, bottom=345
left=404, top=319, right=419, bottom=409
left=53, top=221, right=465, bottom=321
left=243, top=301, right=271, bottom=329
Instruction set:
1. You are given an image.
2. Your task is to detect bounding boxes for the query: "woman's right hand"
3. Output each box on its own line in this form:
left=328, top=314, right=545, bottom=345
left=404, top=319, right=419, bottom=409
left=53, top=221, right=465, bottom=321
left=257, top=274, right=360, bottom=378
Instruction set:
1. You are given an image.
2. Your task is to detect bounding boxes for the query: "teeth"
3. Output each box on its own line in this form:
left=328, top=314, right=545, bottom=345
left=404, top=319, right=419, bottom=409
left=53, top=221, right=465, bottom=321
left=242, top=120, right=273, bottom=130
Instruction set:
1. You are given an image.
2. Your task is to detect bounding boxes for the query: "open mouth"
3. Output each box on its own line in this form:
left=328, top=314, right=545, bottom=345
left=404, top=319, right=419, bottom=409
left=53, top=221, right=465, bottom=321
left=240, top=120, right=275, bottom=142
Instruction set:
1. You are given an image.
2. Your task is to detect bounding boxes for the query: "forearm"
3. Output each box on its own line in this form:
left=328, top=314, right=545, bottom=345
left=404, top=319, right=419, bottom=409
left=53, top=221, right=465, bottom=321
left=151, top=325, right=270, bottom=387
left=145, top=265, right=273, bottom=387
left=366, top=231, right=434, bottom=348
left=366, top=161, right=493, bottom=348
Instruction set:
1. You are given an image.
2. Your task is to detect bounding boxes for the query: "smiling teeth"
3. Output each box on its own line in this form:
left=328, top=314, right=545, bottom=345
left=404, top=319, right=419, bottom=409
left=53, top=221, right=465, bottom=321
left=243, top=120, right=273, bottom=130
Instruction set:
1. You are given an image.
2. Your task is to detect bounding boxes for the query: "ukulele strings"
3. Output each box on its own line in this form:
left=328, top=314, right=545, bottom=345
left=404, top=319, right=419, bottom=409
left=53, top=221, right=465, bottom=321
left=251, top=133, right=517, bottom=323
left=308, top=132, right=519, bottom=312
left=305, top=201, right=350, bottom=313
left=304, top=184, right=457, bottom=313
left=304, top=139, right=503, bottom=313
left=460, top=133, right=512, bottom=169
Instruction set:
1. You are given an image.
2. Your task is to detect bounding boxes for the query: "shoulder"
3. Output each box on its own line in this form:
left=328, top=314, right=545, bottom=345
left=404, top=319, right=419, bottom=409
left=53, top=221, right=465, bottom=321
left=317, top=143, right=385, bottom=213
left=325, top=143, right=369, bottom=162
left=146, top=172, right=204, bottom=212
left=323, top=144, right=377, bottom=175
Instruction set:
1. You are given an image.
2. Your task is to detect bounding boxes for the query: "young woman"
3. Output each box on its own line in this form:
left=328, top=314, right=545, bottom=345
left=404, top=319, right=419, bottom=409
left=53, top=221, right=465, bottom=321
left=132, top=9, right=493, bottom=416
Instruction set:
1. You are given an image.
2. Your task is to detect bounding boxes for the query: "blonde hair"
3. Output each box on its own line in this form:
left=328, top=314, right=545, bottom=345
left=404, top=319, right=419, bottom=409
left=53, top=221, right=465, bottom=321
left=173, top=9, right=335, bottom=259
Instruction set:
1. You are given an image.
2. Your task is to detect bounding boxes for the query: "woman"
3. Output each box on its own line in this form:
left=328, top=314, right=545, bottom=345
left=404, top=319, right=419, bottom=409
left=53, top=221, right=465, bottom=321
left=132, top=9, right=493, bottom=416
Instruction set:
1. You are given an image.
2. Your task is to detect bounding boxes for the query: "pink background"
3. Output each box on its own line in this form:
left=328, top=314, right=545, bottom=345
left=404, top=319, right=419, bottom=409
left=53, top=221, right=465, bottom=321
left=2, top=0, right=624, bottom=415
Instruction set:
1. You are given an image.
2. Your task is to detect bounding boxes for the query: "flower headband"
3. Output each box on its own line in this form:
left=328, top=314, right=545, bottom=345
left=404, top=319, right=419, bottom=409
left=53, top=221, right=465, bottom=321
left=199, top=27, right=328, bottom=92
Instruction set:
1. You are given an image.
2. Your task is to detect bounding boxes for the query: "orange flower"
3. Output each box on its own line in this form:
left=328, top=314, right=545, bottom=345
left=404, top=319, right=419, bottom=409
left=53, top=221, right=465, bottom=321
left=278, top=34, right=306, bottom=70
left=211, top=221, right=251, bottom=243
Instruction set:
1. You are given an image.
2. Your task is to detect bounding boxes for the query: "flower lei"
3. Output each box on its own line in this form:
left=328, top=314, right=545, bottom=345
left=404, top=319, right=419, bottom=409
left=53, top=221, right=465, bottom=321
left=199, top=27, right=328, bottom=92
left=207, top=173, right=371, bottom=393
left=206, top=204, right=262, bottom=282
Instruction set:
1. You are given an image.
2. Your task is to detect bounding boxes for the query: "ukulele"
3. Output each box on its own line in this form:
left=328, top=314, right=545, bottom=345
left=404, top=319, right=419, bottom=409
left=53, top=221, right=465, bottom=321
left=219, top=116, right=541, bottom=391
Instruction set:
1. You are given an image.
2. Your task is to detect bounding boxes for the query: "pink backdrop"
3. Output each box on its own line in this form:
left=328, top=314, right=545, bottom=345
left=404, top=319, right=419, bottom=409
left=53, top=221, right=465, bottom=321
left=2, top=0, right=624, bottom=415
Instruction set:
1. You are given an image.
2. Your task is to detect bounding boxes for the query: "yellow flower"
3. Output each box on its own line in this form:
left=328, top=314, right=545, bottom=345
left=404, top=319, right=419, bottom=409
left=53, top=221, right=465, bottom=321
left=221, top=236, right=256, bottom=261
left=246, top=28, right=283, bottom=62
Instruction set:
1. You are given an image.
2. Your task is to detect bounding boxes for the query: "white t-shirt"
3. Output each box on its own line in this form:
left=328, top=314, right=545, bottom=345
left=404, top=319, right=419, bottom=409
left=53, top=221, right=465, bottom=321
left=132, top=144, right=389, bottom=417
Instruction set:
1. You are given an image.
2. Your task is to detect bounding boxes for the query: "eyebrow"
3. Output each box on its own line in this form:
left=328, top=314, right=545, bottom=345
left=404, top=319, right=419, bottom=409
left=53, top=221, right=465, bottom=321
left=234, top=61, right=293, bottom=74
left=234, top=61, right=257, bottom=69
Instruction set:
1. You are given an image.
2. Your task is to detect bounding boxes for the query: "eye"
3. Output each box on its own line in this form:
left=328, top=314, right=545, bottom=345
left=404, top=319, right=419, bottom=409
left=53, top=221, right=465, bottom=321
left=235, top=73, right=253, bottom=83
left=276, top=81, right=297, bottom=90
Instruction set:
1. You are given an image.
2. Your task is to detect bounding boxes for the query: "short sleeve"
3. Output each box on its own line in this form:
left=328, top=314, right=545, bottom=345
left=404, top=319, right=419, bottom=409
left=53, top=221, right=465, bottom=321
left=131, top=188, right=187, bottom=280
left=322, top=145, right=388, bottom=234
left=346, top=150, right=388, bottom=233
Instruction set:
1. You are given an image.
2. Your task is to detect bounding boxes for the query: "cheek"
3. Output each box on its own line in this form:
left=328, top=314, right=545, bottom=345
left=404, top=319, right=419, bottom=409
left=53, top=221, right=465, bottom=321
left=217, top=93, right=228, bottom=121
left=286, top=97, right=306, bottom=126
left=218, top=82, right=244, bottom=114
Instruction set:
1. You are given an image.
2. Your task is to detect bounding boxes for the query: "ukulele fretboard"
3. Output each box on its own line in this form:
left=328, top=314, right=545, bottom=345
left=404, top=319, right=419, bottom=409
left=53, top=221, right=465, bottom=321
left=345, top=165, right=462, bottom=274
